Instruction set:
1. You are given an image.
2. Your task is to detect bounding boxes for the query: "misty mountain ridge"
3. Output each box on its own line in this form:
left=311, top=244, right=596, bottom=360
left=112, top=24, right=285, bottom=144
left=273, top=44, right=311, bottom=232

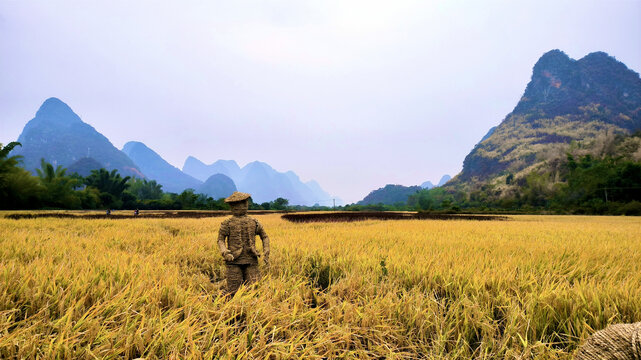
left=11, top=97, right=143, bottom=178
left=420, top=181, right=434, bottom=189
left=183, top=156, right=335, bottom=206
left=438, top=175, right=451, bottom=186
left=10, top=98, right=334, bottom=205
left=183, top=156, right=241, bottom=182
left=122, top=141, right=202, bottom=193
left=451, top=50, right=641, bottom=186
left=197, top=173, right=237, bottom=199
left=420, top=174, right=451, bottom=189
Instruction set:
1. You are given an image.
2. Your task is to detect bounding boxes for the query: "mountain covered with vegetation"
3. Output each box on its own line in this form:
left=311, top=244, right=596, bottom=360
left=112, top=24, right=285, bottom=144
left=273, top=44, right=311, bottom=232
left=454, top=50, right=640, bottom=184
left=122, top=141, right=202, bottom=193
left=357, top=184, right=422, bottom=206
left=66, top=157, right=104, bottom=177
left=358, top=174, right=452, bottom=206
left=11, top=98, right=144, bottom=178
left=416, top=50, right=641, bottom=214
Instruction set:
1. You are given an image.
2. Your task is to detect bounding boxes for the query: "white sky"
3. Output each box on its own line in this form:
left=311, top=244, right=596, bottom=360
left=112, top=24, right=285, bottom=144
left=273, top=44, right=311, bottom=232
left=1, top=0, right=640, bottom=203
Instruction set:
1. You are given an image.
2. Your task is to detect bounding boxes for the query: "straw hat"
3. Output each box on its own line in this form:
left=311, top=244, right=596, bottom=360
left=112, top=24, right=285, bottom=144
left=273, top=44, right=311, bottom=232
left=224, top=191, right=251, bottom=203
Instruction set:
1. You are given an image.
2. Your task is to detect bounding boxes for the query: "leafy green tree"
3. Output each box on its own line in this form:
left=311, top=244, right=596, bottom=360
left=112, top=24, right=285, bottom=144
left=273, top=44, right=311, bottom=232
left=520, top=172, right=552, bottom=208
left=208, top=197, right=229, bottom=210
left=176, top=189, right=199, bottom=209
left=0, top=142, right=43, bottom=209
left=128, top=178, right=163, bottom=200
left=271, top=197, right=289, bottom=210
left=78, top=187, right=102, bottom=209
left=552, top=154, right=641, bottom=213
left=36, top=158, right=82, bottom=208
left=408, top=188, right=455, bottom=211
left=85, top=168, right=131, bottom=208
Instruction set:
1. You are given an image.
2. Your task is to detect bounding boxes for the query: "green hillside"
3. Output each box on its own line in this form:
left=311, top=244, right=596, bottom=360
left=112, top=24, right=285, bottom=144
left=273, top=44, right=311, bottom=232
left=418, top=50, right=641, bottom=214
left=455, top=51, right=640, bottom=185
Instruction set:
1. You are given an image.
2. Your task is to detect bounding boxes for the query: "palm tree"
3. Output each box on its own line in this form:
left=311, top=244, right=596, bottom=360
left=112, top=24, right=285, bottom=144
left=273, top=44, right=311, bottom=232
left=36, top=158, right=70, bottom=183
left=85, top=168, right=131, bottom=197
left=0, top=142, right=42, bottom=209
left=0, top=142, right=23, bottom=172
left=36, top=158, right=81, bottom=208
left=84, top=168, right=131, bottom=208
left=128, top=178, right=163, bottom=200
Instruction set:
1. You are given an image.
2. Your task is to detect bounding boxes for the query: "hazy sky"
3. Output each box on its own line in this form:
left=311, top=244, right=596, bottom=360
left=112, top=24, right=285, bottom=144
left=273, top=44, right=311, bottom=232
left=1, top=0, right=640, bottom=203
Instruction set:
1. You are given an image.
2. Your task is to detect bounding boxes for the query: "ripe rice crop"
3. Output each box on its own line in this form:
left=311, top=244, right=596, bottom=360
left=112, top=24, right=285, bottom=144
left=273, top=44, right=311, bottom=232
left=1, top=214, right=640, bottom=359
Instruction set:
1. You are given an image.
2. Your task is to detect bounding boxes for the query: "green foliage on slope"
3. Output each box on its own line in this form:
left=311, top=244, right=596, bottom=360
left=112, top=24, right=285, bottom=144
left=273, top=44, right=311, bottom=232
left=0, top=142, right=43, bottom=209
left=357, top=184, right=422, bottom=206
left=457, top=50, right=641, bottom=185
left=0, top=151, right=235, bottom=211
left=412, top=132, right=641, bottom=215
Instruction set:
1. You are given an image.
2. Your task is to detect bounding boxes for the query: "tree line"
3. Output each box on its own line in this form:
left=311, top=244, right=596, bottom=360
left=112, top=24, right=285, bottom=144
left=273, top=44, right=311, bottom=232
left=342, top=133, right=641, bottom=215
left=0, top=142, right=291, bottom=211
left=338, top=151, right=641, bottom=215
left=4, top=133, right=640, bottom=214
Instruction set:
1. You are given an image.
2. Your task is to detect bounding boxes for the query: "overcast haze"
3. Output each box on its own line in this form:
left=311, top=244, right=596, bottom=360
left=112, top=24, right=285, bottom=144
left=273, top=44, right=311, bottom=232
left=1, top=0, right=640, bottom=203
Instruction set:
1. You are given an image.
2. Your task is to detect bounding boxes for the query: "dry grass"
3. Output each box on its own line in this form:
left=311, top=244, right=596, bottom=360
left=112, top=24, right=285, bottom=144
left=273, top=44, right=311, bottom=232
left=1, top=214, right=640, bottom=359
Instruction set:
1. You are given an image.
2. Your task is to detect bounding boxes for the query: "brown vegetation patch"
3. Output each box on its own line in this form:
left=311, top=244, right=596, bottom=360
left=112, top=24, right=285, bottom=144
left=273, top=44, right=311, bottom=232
left=5, top=210, right=286, bottom=220
left=282, top=212, right=508, bottom=223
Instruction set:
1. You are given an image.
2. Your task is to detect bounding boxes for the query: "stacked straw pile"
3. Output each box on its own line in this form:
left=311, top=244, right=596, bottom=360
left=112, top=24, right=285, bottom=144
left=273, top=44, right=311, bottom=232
left=575, top=322, right=641, bottom=360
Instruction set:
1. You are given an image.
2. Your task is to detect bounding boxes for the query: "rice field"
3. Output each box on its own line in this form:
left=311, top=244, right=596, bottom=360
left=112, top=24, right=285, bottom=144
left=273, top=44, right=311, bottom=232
left=1, top=213, right=640, bottom=359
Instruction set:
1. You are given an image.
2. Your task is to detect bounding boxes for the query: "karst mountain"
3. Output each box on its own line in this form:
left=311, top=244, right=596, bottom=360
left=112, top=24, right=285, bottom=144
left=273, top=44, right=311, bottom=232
left=451, top=50, right=641, bottom=186
left=10, top=98, right=332, bottom=205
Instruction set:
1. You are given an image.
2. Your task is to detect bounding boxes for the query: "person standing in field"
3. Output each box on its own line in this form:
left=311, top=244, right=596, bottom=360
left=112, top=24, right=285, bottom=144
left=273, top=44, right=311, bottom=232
left=218, top=191, right=270, bottom=296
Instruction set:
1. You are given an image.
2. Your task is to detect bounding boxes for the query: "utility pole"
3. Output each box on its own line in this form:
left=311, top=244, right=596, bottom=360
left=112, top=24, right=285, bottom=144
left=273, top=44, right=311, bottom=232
left=333, top=198, right=336, bottom=208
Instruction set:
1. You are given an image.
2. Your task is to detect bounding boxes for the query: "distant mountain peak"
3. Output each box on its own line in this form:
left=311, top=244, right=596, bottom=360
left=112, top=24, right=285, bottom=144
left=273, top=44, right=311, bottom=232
left=438, top=175, right=451, bottom=186
left=512, top=49, right=640, bottom=119
left=185, top=155, right=205, bottom=165
left=531, top=50, right=573, bottom=79
left=182, top=156, right=332, bottom=205
left=454, top=49, right=641, bottom=184
left=534, top=49, right=572, bottom=66
left=420, top=181, right=434, bottom=189
left=122, top=141, right=147, bottom=154
left=198, top=173, right=237, bottom=199
left=122, top=141, right=201, bottom=193
left=582, top=51, right=615, bottom=62
left=247, top=160, right=272, bottom=168
left=35, top=97, right=83, bottom=125
left=12, top=98, right=141, bottom=177
left=212, top=159, right=239, bottom=168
